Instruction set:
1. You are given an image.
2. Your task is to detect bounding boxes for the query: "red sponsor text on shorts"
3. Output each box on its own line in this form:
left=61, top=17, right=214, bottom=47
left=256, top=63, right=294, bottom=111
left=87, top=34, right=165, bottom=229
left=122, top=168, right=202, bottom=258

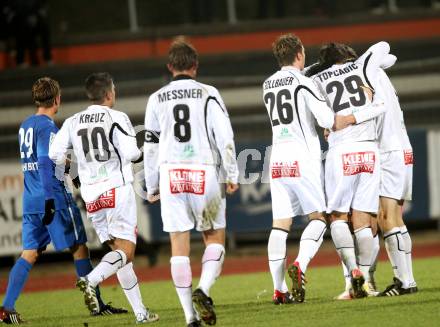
left=169, top=169, right=206, bottom=195
left=271, top=162, right=300, bottom=178
left=404, top=149, right=414, bottom=165
left=86, top=188, right=116, bottom=213
left=342, top=151, right=375, bottom=176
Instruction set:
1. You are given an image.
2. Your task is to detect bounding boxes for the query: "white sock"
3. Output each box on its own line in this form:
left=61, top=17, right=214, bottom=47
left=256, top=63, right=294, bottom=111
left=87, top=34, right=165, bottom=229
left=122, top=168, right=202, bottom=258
left=400, top=225, right=416, bottom=286
left=117, top=262, right=146, bottom=316
left=295, top=220, right=327, bottom=273
left=171, top=256, right=196, bottom=324
left=341, top=262, right=351, bottom=291
left=384, top=228, right=410, bottom=288
left=369, top=234, right=380, bottom=282
left=354, top=227, right=374, bottom=282
left=330, top=221, right=357, bottom=272
left=268, top=228, right=289, bottom=292
left=87, top=250, right=127, bottom=287
left=198, top=243, right=225, bottom=296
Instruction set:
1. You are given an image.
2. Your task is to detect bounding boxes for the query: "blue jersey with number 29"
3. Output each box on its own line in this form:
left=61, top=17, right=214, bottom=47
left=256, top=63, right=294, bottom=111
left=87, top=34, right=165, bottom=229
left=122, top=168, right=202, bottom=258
left=19, top=114, right=69, bottom=214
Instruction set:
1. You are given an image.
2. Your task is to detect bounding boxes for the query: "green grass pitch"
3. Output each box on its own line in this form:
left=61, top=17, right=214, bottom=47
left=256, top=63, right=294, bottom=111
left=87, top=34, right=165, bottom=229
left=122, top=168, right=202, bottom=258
left=11, top=257, right=440, bottom=326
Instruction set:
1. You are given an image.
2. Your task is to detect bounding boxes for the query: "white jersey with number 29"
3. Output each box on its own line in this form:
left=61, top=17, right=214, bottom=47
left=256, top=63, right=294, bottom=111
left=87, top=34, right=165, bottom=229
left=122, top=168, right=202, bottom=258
left=312, top=42, right=391, bottom=148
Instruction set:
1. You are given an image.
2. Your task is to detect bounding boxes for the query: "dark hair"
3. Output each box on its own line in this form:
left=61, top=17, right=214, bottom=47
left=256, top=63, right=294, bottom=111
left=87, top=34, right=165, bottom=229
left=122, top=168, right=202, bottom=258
left=168, top=40, right=198, bottom=71
left=85, top=72, right=114, bottom=103
left=32, top=77, right=60, bottom=108
left=272, top=33, right=303, bottom=68
left=306, top=43, right=358, bottom=77
left=319, top=43, right=358, bottom=66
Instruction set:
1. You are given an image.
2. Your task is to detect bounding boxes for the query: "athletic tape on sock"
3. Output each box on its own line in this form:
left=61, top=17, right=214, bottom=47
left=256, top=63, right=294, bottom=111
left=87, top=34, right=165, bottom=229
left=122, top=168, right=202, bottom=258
left=171, top=256, right=192, bottom=288
left=101, top=250, right=127, bottom=269
left=202, top=244, right=225, bottom=264
left=268, top=229, right=288, bottom=261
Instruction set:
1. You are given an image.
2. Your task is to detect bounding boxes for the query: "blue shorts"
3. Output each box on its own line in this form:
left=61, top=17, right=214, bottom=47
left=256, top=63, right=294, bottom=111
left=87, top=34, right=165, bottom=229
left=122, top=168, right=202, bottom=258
left=22, top=205, right=88, bottom=251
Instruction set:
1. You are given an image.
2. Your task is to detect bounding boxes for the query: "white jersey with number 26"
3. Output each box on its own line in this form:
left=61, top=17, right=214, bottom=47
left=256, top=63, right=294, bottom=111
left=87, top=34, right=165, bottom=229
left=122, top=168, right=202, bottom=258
left=263, top=66, right=335, bottom=161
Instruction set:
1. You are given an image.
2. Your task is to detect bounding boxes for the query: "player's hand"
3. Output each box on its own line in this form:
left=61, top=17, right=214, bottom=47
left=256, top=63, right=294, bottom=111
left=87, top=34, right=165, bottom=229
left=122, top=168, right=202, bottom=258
left=72, top=176, right=81, bottom=189
left=323, top=128, right=330, bottom=142
left=361, top=86, right=373, bottom=102
left=147, top=193, right=160, bottom=203
left=333, top=115, right=355, bottom=131
left=42, top=199, right=55, bottom=225
left=226, top=183, right=239, bottom=195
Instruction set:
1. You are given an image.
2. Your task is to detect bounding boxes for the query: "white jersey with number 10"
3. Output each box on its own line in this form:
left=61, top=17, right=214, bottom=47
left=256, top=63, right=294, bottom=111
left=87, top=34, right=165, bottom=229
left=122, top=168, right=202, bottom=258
left=49, top=105, right=141, bottom=203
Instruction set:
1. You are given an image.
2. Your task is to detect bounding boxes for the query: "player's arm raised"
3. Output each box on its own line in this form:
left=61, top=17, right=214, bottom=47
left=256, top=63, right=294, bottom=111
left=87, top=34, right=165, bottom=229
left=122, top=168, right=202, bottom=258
left=207, top=94, right=239, bottom=195
left=144, top=96, right=161, bottom=202
left=357, top=41, right=391, bottom=91
left=380, top=54, right=397, bottom=70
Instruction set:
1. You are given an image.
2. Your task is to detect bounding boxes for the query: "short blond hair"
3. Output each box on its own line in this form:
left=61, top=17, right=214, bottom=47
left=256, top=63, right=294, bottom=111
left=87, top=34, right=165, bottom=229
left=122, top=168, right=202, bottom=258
left=32, top=77, right=60, bottom=108
left=272, top=34, right=303, bottom=67
left=168, top=40, right=198, bottom=71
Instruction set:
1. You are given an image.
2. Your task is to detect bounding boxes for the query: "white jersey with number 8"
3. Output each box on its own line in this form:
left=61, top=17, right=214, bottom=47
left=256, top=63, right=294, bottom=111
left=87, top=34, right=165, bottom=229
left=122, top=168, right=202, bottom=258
left=144, top=76, right=238, bottom=196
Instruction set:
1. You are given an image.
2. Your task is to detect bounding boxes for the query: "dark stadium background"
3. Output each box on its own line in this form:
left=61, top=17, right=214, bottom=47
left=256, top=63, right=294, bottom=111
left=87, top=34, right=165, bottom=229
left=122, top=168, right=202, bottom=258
left=0, top=0, right=439, bottom=269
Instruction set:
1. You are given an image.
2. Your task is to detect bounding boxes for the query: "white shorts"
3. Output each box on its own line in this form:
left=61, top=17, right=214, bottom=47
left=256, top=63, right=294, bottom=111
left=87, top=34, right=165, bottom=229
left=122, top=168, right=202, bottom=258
left=270, top=158, right=326, bottom=220
left=160, top=164, right=226, bottom=233
left=325, top=141, right=380, bottom=213
left=380, top=149, right=413, bottom=201
left=86, top=183, right=137, bottom=244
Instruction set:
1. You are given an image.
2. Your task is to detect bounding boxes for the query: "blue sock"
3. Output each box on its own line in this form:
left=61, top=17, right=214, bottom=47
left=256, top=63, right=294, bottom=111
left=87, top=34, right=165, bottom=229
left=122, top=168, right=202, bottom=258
left=74, top=258, right=105, bottom=308
left=2, top=258, right=32, bottom=310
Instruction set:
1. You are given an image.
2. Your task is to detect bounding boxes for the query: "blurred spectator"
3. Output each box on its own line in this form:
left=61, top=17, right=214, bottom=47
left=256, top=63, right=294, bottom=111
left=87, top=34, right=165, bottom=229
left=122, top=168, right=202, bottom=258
left=314, top=0, right=337, bottom=16
left=190, top=0, right=213, bottom=23
left=13, top=0, right=52, bottom=67
left=419, top=0, right=440, bottom=8
left=0, top=0, right=15, bottom=67
left=370, top=0, right=398, bottom=14
left=258, top=0, right=286, bottom=19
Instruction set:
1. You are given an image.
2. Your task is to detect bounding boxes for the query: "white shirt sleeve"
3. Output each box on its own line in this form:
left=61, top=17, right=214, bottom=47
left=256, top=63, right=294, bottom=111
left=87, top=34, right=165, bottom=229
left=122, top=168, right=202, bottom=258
left=111, top=113, right=141, bottom=162
left=380, top=54, right=397, bottom=69
left=49, top=118, right=72, bottom=164
left=353, top=94, right=386, bottom=123
left=207, top=94, right=239, bottom=184
left=303, top=80, right=335, bottom=129
left=357, top=41, right=391, bottom=90
left=144, top=96, right=161, bottom=195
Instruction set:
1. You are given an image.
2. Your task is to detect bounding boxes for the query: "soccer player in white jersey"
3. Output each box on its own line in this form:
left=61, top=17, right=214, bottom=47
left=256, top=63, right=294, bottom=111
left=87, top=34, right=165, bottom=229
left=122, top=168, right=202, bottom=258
left=315, top=44, right=416, bottom=298
left=144, top=41, right=239, bottom=327
left=310, top=41, right=390, bottom=298
left=49, top=73, right=159, bottom=324
left=263, top=34, right=356, bottom=304
left=375, top=68, right=416, bottom=296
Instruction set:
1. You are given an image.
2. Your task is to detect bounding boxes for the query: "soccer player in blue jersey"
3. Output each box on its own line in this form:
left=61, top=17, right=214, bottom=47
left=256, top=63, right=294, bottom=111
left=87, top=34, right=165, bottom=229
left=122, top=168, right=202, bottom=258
left=0, top=77, right=127, bottom=325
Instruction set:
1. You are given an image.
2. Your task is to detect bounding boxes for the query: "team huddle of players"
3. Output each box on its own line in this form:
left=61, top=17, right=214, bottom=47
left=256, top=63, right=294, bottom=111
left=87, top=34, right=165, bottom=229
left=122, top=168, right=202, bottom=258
left=264, top=34, right=415, bottom=306
left=0, top=34, right=415, bottom=326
